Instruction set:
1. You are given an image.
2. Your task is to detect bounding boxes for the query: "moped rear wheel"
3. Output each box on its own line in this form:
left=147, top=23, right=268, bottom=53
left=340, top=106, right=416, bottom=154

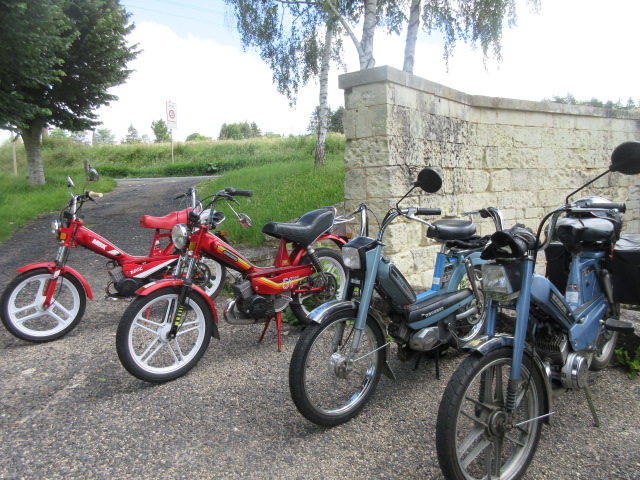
left=436, top=348, right=545, bottom=480
left=289, top=310, right=385, bottom=427
left=589, top=329, right=618, bottom=371
left=116, top=287, right=211, bottom=383
left=0, top=268, right=86, bottom=342
left=290, top=248, right=346, bottom=325
left=195, top=258, right=227, bottom=299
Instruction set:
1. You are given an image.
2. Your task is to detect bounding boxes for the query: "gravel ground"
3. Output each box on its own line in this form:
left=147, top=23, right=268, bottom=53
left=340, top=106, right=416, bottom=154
left=0, top=176, right=639, bottom=480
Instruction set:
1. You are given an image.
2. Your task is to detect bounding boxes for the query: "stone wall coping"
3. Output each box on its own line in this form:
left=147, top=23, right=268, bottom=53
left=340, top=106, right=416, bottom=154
left=338, top=65, right=640, bottom=120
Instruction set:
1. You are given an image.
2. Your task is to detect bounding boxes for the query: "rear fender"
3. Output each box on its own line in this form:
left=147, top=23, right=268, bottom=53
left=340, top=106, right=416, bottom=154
left=134, top=279, right=220, bottom=339
left=465, top=335, right=553, bottom=423
left=17, top=262, right=93, bottom=300
left=308, top=299, right=396, bottom=381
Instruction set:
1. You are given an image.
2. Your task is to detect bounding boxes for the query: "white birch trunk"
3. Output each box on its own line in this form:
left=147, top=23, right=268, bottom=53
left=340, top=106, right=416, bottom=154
left=403, top=0, right=421, bottom=73
left=315, top=20, right=334, bottom=168
left=360, top=0, right=377, bottom=69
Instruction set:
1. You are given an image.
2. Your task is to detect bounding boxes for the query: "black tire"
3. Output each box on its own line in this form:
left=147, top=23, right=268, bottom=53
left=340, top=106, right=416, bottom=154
left=289, top=309, right=385, bottom=427
left=0, top=268, right=86, bottom=342
left=436, top=348, right=545, bottom=480
left=116, top=287, right=212, bottom=383
left=589, top=329, right=618, bottom=371
left=290, top=248, right=346, bottom=325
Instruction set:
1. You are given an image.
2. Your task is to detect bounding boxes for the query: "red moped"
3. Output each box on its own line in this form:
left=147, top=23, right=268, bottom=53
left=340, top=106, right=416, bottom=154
left=115, top=186, right=351, bottom=382
left=0, top=171, right=224, bottom=342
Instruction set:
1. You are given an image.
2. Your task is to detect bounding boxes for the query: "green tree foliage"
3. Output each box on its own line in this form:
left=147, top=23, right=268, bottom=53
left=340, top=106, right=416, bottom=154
left=0, top=0, right=138, bottom=185
left=218, top=122, right=262, bottom=141
left=543, top=93, right=639, bottom=110
left=186, top=133, right=212, bottom=142
left=308, top=106, right=345, bottom=134
left=151, top=119, right=171, bottom=143
left=123, top=124, right=141, bottom=144
left=94, top=128, right=116, bottom=145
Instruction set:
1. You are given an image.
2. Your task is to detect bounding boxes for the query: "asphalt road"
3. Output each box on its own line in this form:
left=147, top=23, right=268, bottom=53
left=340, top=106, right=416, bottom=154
left=0, top=177, right=639, bottom=480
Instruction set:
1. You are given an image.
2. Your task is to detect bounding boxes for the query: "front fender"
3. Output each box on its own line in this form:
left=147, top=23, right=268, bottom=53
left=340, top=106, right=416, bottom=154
left=17, top=262, right=93, bottom=300
left=135, top=280, right=220, bottom=338
left=464, top=334, right=553, bottom=423
left=308, top=299, right=395, bottom=381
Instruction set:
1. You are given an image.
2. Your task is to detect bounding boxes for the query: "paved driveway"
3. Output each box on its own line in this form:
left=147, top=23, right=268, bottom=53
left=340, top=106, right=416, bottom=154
left=0, top=177, right=638, bottom=479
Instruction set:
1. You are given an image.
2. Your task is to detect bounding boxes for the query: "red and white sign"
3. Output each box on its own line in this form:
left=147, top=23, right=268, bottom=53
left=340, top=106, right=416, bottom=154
left=166, top=101, right=177, bottom=130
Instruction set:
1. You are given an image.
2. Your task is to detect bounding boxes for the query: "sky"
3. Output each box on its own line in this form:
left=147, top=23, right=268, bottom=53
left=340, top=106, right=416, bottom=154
left=2, top=0, right=640, bottom=143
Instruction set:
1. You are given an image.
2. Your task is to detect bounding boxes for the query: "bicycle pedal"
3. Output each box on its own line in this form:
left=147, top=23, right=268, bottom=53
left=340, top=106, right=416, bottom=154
left=604, top=318, right=635, bottom=334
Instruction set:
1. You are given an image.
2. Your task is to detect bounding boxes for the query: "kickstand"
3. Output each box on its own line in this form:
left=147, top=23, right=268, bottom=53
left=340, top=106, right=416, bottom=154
left=583, top=383, right=600, bottom=427
left=258, top=313, right=283, bottom=352
left=412, top=350, right=441, bottom=379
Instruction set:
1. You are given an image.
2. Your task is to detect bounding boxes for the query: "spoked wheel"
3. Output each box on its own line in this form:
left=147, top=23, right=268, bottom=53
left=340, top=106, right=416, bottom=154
left=194, top=257, right=227, bottom=299
left=436, top=348, right=545, bottom=480
left=0, top=268, right=86, bottom=342
left=589, top=328, right=618, bottom=371
left=453, top=265, right=487, bottom=344
left=289, top=310, right=385, bottom=427
left=116, top=287, right=212, bottom=383
left=290, top=248, right=346, bottom=325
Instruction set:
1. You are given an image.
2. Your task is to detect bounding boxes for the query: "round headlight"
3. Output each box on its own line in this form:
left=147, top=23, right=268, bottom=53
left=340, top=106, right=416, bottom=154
left=51, top=219, right=61, bottom=238
left=342, top=246, right=361, bottom=270
left=171, top=224, right=189, bottom=250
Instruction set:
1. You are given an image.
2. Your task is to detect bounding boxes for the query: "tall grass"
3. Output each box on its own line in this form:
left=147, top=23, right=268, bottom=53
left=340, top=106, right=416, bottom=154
left=198, top=158, right=345, bottom=246
left=0, top=134, right=345, bottom=245
left=0, top=171, right=116, bottom=242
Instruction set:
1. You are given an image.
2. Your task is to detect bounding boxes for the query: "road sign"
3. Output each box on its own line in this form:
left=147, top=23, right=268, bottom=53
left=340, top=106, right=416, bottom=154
left=166, top=102, right=177, bottom=130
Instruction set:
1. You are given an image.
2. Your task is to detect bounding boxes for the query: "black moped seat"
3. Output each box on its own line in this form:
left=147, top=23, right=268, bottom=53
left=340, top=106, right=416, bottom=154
left=262, top=208, right=335, bottom=246
left=427, top=219, right=477, bottom=241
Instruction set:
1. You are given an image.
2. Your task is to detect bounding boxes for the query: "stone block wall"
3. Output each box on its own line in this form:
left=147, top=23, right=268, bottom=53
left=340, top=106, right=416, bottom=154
left=338, top=66, right=640, bottom=285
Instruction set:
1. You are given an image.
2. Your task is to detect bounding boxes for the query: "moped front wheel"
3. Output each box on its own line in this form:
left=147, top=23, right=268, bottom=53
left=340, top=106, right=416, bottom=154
left=116, top=287, right=212, bottom=383
left=436, top=348, right=545, bottom=480
left=452, top=265, right=487, bottom=344
left=0, top=268, right=86, bottom=342
left=289, top=310, right=385, bottom=427
left=290, top=248, right=346, bottom=325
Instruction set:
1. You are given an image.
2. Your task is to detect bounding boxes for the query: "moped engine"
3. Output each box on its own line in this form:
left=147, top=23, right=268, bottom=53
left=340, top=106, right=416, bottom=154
left=223, top=279, right=277, bottom=324
left=535, top=327, right=588, bottom=389
left=106, top=265, right=145, bottom=297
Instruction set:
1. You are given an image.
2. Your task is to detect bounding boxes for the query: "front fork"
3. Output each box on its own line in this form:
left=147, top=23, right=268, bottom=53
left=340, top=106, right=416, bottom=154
left=342, top=246, right=383, bottom=367
left=42, top=245, right=71, bottom=309
left=167, top=253, right=196, bottom=339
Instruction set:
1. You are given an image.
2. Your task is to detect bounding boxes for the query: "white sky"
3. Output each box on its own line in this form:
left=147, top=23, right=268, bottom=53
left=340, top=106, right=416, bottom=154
left=2, top=0, right=639, bottom=143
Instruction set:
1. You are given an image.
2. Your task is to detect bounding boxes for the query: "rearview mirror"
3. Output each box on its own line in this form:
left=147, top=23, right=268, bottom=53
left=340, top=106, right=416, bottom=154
left=414, top=167, right=443, bottom=193
left=610, top=141, right=640, bottom=175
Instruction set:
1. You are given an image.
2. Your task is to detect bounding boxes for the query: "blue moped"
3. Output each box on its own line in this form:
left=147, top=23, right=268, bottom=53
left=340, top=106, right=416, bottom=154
left=435, top=141, right=640, bottom=480
left=289, top=167, right=504, bottom=427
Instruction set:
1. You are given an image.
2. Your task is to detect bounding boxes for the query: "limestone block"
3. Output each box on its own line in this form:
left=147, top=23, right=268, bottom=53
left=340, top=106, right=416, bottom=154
left=344, top=137, right=391, bottom=168
left=390, top=84, right=418, bottom=110
left=390, top=136, right=425, bottom=167
left=371, top=104, right=391, bottom=136
left=513, top=126, right=542, bottom=148
left=366, top=166, right=413, bottom=200
left=490, top=169, right=511, bottom=192
left=494, top=110, right=526, bottom=126
left=390, top=106, right=411, bottom=138
left=355, top=107, right=374, bottom=138
left=344, top=168, right=367, bottom=200
left=449, top=168, right=490, bottom=194
left=382, top=221, right=423, bottom=254
left=524, top=112, right=554, bottom=128
left=346, top=83, right=388, bottom=109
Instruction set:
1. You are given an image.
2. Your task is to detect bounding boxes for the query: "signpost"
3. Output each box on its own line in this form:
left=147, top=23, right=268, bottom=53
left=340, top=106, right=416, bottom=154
left=166, top=101, right=177, bottom=163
